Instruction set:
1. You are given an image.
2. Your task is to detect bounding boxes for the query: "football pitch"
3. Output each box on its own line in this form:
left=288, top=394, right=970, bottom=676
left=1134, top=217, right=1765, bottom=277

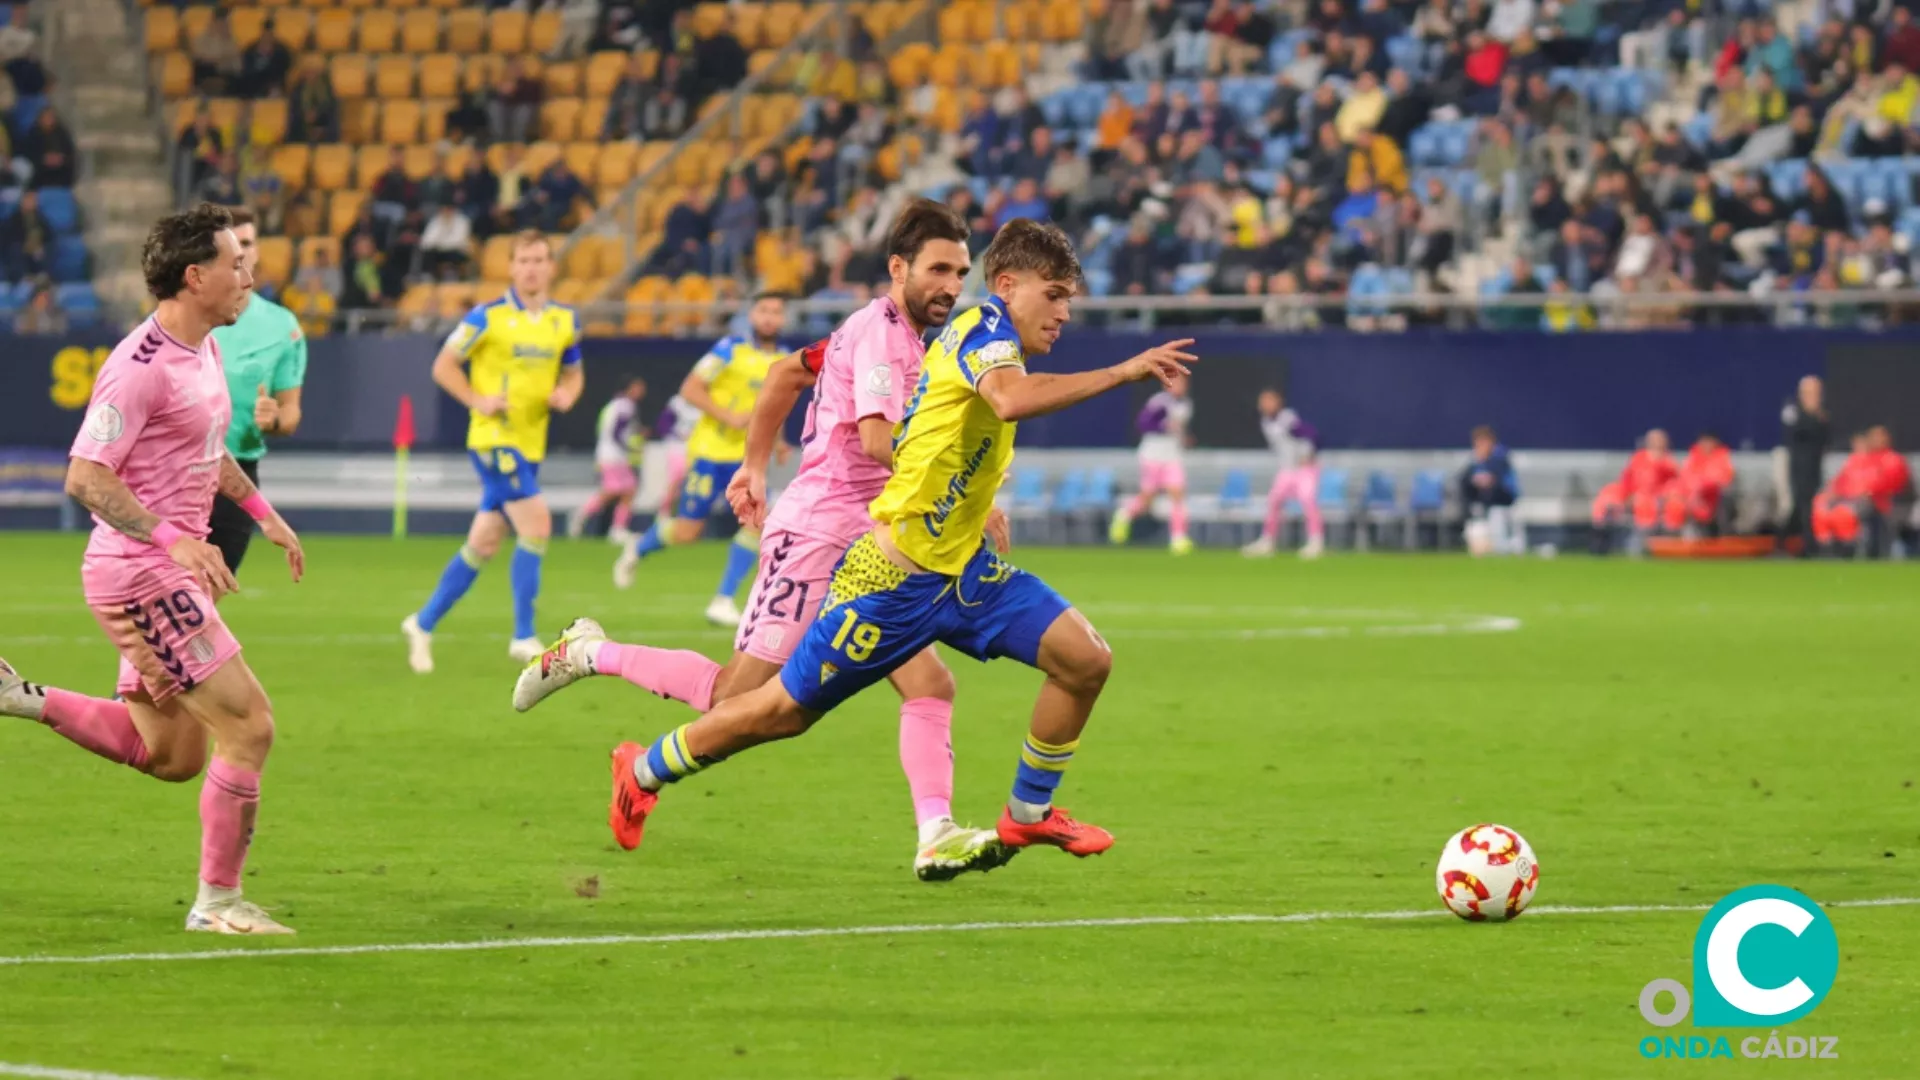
left=0, top=533, right=1916, bottom=1079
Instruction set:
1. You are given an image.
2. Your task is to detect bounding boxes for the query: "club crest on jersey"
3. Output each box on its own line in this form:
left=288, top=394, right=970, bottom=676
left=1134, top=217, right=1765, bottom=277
left=866, top=364, right=893, bottom=397
left=187, top=637, right=215, bottom=664
left=819, top=662, right=838, bottom=683
left=961, top=340, right=1019, bottom=382
left=84, top=404, right=124, bottom=444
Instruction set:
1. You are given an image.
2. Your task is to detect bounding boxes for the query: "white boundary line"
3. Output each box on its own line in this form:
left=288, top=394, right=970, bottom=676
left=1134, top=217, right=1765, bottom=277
left=2, top=897, right=1914, bottom=969
left=0, top=1064, right=184, bottom=1080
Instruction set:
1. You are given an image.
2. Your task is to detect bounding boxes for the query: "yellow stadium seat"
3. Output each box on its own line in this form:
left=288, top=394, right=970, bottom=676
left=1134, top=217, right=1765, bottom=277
left=256, top=236, right=293, bottom=288
left=484, top=142, right=518, bottom=174
left=1042, top=0, right=1084, bottom=41
left=355, top=145, right=394, bottom=189
left=564, top=140, right=598, bottom=180
left=669, top=143, right=705, bottom=188
left=418, top=53, right=459, bottom=97
left=581, top=97, right=609, bottom=140
left=250, top=98, right=289, bottom=146
left=204, top=97, right=243, bottom=139
left=145, top=7, right=179, bottom=52
left=623, top=276, right=670, bottom=334
left=529, top=11, right=562, bottom=54
left=446, top=9, right=486, bottom=53
left=540, top=98, right=581, bottom=141
left=671, top=275, right=714, bottom=332
left=311, top=144, right=352, bottom=190
left=888, top=42, right=932, bottom=88
left=935, top=3, right=970, bottom=42
left=434, top=284, right=478, bottom=319
left=270, top=144, right=310, bottom=189
left=330, top=53, right=369, bottom=98
left=544, top=61, right=581, bottom=97
left=375, top=55, right=416, bottom=99
left=342, top=0, right=378, bottom=10
left=481, top=236, right=514, bottom=282
left=385, top=0, right=424, bottom=9
left=170, top=100, right=201, bottom=137
left=421, top=98, right=452, bottom=142
left=398, top=283, right=436, bottom=318
left=692, top=3, right=727, bottom=37
left=522, top=140, right=562, bottom=175
left=358, top=10, right=397, bottom=53
left=180, top=7, right=213, bottom=45
left=462, top=54, right=503, bottom=93
left=271, top=8, right=311, bottom=50
left=874, top=143, right=901, bottom=183
left=931, top=87, right=962, bottom=132
left=552, top=280, right=588, bottom=304
left=402, top=144, right=439, bottom=180
left=314, top=9, right=355, bottom=52
left=402, top=10, right=441, bottom=54
left=701, top=141, right=734, bottom=185
left=230, top=7, right=267, bottom=48
left=597, top=238, right=627, bottom=279
left=585, top=51, right=627, bottom=97
left=381, top=99, right=422, bottom=145
left=982, top=41, right=1018, bottom=88
left=298, top=237, right=343, bottom=273
left=732, top=4, right=766, bottom=49
left=153, top=51, right=191, bottom=98
left=562, top=237, right=602, bottom=282
left=1005, top=1, right=1043, bottom=40
left=764, top=2, right=804, bottom=47
left=747, top=50, right=779, bottom=80
left=636, top=141, right=674, bottom=177
left=330, top=189, right=367, bottom=236
left=489, top=9, right=528, bottom=53
left=341, top=99, right=379, bottom=144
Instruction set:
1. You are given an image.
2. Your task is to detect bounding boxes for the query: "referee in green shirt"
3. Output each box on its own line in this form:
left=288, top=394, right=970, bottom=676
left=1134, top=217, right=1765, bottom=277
left=210, top=207, right=309, bottom=574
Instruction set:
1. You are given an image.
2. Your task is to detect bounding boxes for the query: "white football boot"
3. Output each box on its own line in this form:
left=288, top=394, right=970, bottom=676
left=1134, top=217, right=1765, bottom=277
left=705, top=595, right=742, bottom=628
left=914, top=819, right=1019, bottom=882
left=1240, top=534, right=1276, bottom=558
left=613, top=548, right=639, bottom=590
left=0, top=656, right=49, bottom=720
left=513, top=617, right=608, bottom=713
left=1299, top=537, right=1325, bottom=560
left=186, top=895, right=295, bottom=935
left=507, top=637, right=544, bottom=664
left=400, top=614, right=434, bottom=674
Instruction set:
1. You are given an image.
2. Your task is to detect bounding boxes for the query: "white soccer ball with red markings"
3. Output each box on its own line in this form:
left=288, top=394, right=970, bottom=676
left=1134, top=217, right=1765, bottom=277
left=1436, top=824, right=1540, bottom=922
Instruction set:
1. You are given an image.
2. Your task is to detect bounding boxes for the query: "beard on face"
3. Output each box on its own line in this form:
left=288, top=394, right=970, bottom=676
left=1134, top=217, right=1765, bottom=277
left=904, top=279, right=957, bottom=329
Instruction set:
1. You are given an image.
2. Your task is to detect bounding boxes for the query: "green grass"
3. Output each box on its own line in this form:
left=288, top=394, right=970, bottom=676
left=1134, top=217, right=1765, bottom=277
left=1, top=533, right=1917, bottom=1078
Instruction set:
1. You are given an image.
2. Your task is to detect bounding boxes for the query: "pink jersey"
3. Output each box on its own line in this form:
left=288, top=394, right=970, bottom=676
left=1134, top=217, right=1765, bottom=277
left=70, top=317, right=231, bottom=570
left=765, top=294, right=926, bottom=542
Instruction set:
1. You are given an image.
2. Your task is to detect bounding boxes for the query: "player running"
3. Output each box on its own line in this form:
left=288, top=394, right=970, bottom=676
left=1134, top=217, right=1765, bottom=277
left=1108, top=372, right=1194, bottom=554
left=652, top=392, right=700, bottom=526
left=569, top=376, right=647, bottom=543
left=593, top=220, right=1194, bottom=862
left=0, top=204, right=305, bottom=934
left=613, top=294, right=790, bottom=628
left=1242, top=388, right=1324, bottom=559
left=515, top=200, right=1011, bottom=879
left=207, top=206, right=306, bottom=575
left=401, top=231, right=584, bottom=672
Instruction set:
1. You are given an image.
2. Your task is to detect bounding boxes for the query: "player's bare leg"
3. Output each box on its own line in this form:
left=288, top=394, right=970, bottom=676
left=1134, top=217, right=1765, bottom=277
left=890, top=648, right=1015, bottom=881
left=995, top=608, right=1116, bottom=857
left=404, top=510, right=510, bottom=674
left=501, top=495, right=553, bottom=661
left=1166, top=486, right=1193, bottom=555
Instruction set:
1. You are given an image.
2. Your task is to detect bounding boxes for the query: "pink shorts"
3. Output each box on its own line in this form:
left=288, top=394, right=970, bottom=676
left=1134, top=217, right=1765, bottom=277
left=82, top=555, right=241, bottom=703
left=1138, top=460, right=1187, bottom=492
left=597, top=460, right=637, bottom=494
left=734, top=529, right=847, bottom=663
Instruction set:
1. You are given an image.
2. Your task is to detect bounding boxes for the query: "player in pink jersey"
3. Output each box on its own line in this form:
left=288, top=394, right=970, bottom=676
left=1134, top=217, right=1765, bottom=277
left=0, top=205, right=306, bottom=935
left=511, top=201, right=1012, bottom=880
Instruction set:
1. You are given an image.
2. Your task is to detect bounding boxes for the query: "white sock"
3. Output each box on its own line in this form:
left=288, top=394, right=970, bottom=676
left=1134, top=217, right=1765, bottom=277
left=1008, top=798, right=1050, bottom=825
left=631, top=752, right=662, bottom=792
left=580, top=638, right=605, bottom=674
left=196, top=881, right=241, bottom=908
left=918, top=816, right=954, bottom=846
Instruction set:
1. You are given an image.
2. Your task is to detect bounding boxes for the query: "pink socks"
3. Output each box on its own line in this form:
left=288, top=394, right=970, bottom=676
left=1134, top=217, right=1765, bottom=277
left=594, top=642, right=722, bottom=712
left=1169, top=501, right=1189, bottom=541
left=898, top=697, right=955, bottom=826
left=41, top=689, right=152, bottom=772
left=199, top=758, right=260, bottom=890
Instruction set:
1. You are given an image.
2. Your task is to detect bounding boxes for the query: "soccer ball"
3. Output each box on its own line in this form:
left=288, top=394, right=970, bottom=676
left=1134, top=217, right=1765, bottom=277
left=1435, top=824, right=1540, bottom=922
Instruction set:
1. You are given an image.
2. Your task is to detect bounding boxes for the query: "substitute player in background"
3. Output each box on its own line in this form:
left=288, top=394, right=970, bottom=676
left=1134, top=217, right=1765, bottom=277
left=569, top=376, right=646, bottom=544
left=0, top=204, right=305, bottom=934
left=208, top=207, right=306, bottom=574
left=596, top=220, right=1195, bottom=861
left=401, top=232, right=584, bottom=672
left=652, top=392, right=701, bottom=521
left=1108, top=372, right=1194, bottom=554
left=1243, top=388, right=1324, bottom=559
left=515, top=201, right=1012, bottom=879
left=614, top=294, right=790, bottom=627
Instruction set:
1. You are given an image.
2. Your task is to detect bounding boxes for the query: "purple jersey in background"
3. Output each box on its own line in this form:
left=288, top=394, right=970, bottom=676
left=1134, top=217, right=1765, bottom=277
left=1135, top=391, right=1191, bottom=464
left=1262, top=407, right=1318, bottom=471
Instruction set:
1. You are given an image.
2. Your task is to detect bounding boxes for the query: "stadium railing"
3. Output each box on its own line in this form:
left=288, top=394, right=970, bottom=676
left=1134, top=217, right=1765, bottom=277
left=334, top=289, right=1920, bottom=336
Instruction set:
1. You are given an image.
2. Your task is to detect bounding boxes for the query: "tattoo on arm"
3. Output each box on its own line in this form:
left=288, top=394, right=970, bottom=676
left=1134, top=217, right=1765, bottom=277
left=217, top=452, right=259, bottom=502
left=69, top=461, right=161, bottom=544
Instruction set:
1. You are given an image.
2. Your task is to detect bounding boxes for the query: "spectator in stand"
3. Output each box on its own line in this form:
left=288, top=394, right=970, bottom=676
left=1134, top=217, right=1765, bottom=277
left=288, top=59, right=340, bottom=144
left=488, top=58, right=544, bottom=144
left=649, top=187, right=711, bottom=276
left=456, top=154, right=499, bottom=233
left=0, top=6, right=37, bottom=64
left=419, top=204, right=473, bottom=278
left=443, top=90, right=488, bottom=145
left=340, top=205, right=384, bottom=255
left=588, top=5, right=643, bottom=53
left=528, top=156, right=590, bottom=231
left=1348, top=128, right=1407, bottom=195
left=1460, top=425, right=1521, bottom=556
left=1227, top=0, right=1277, bottom=73
left=1131, top=0, right=1180, bottom=80
left=1464, top=31, right=1509, bottom=112
left=642, top=64, right=691, bottom=140
left=1664, top=433, right=1735, bottom=535
left=370, top=148, right=419, bottom=229
left=190, top=11, right=243, bottom=96
left=1094, top=90, right=1134, bottom=165
left=1378, top=68, right=1433, bottom=150
left=1092, top=0, right=1146, bottom=81
left=195, top=150, right=241, bottom=206
left=1007, top=124, right=1052, bottom=184
left=958, top=92, right=1002, bottom=178
left=236, top=22, right=291, bottom=100
left=712, top=173, right=761, bottom=277
left=494, top=145, right=531, bottom=233
left=1591, top=428, right=1680, bottom=550
left=283, top=251, right=340, bottom=336
left=1, top=188, right=51, bottom=280
left=692, top=12, right=747, bottom=103
left=339, top=234, right=386, bottom=311
left=14, top=285, right=66, bottom=335
left=22, top=106, right=76, bottom=190
left=996, top=178, right=1051, bottom=229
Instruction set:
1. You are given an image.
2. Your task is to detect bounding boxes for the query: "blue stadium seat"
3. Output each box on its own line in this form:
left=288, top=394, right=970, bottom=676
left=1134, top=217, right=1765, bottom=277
left=1683, top=113, right=1715, bottom=152
left=55, top=283, right=102, bottom=328
left=1055, top=470, right=1089, bottom=511
left=49, top=235, right=88, bottom=283
left=1009, top=468, right=1049, bottom=511
left=1363, top=470, right=1397, bottom=512
left=1409, top=470, right=1447, bottom=512
left=1316, top=468, right=1350, bottom=509
left=1084, top=267, right=1114, bottom=297
left=1261, top=136, right=1292, bottom=169
left=37, top=188, right=78, bottom=233
left=11, top=94, right=46, bottom=135
left=1041, top=93, right=1070, bottom=129
left=1085, top=468, right=1117, bottom=511
left=1385, top=35, right=1422, bottom=76
left=1220, top=469, right=1252, bottom=508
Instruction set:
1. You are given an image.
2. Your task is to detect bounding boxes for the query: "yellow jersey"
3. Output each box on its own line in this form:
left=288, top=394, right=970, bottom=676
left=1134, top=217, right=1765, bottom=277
left=870, top=296, right=1025, bottom=576
left=685, top=333, right=786, bottom=463
left=444, top=289, right=582, bottom=463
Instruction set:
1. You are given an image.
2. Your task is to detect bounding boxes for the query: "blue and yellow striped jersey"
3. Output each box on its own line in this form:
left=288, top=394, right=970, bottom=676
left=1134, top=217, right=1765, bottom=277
left=685, top=333, right=786, bottom=463
left=443, top=289, right=582, bottom=463
left=870, top=295, right=1026, bottom=576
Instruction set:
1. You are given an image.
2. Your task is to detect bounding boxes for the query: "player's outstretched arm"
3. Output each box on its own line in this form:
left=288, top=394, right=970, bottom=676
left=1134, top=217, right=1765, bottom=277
left=976, top=339, right=1197, bottom=423
left=432, top=347, right=501, bottom=417
left=727, top=351, right=817, bottom=528
left=217, top=453, right=305, bottom=584
left=679, top=366, right=745, bottom=429
left=67, top=459, right=239, bottom=598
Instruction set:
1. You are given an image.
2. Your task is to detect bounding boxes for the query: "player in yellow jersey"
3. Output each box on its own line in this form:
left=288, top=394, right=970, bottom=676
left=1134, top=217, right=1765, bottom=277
left=402, top=232, right=585, bottom=672
left=613, top=293, right=789, bottom=627
left=598, top=220, right=1196, bottom=861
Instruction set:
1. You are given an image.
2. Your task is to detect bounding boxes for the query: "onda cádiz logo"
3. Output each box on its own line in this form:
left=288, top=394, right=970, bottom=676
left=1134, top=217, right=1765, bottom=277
left=1637, top=885, right=1841, bottom=1061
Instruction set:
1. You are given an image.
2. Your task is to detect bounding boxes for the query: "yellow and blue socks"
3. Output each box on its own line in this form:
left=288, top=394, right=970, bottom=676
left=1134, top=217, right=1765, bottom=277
left=509, top=537, right=545, bottom=640
left=631, top=520, right=672, bottom=559
left=635, top=723, right=712, bottom=792
left=717, top=530, right=760, bottom=599
left=1009, top=735, right=1078, bottom=823
left=417, top=544, right=487, bottom=632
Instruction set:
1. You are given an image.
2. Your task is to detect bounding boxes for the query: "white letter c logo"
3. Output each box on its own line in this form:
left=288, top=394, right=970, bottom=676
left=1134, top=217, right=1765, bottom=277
left=1705, top=897, right=1815, bottom=1017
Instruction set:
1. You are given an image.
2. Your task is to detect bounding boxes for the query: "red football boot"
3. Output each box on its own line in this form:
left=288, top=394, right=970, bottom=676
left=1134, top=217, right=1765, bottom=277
left=996, top=805, right=1113, bottom=857
left=608, top=741, right=660, bottom=851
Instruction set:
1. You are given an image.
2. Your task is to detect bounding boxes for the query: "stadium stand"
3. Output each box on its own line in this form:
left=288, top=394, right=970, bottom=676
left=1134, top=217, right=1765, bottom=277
left=0, top=4, right=98, bottom=331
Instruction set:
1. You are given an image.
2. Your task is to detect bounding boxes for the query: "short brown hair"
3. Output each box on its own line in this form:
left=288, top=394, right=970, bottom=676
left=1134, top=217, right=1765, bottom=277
left=226, top=206, right=256, bottom=229
left=143, top=203, right=234, bottom=300
left=885, top=198, right=970, bottom=264
left=982, top=219, right=1082, bottom=289
left=510, top=229, right=553, bottom=256
left=1472, top=425, right=1496, bottom=442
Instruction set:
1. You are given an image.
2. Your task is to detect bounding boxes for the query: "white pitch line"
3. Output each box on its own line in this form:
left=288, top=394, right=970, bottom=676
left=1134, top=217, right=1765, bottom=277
left=0, top=1064, right=186, bottom=1080
left=1, top=897, right=1914, bottom=970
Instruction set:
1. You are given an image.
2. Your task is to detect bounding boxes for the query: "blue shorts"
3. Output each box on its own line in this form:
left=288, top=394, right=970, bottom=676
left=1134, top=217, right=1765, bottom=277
left=779, top=535, right=1071, bottom=713
left=470, top=447, right=542, bottom=512
left=677, top=458, right=741, bottom=520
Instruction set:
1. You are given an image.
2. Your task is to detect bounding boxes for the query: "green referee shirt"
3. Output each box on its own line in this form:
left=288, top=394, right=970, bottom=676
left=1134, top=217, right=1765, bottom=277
left=214, top=293, right=308, bottom=461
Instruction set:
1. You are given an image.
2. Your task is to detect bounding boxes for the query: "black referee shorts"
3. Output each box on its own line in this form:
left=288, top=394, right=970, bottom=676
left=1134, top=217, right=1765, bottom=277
left=208, top=456, right=261, bottom=574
